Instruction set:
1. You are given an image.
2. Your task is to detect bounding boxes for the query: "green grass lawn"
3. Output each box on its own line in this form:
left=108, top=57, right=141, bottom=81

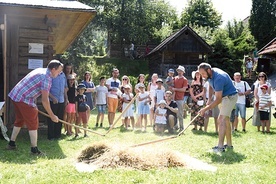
left=0, top=107, right=276, bottom=184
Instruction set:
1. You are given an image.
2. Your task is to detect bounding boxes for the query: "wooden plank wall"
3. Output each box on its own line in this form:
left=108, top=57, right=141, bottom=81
left=7, top=17, right=55, bottom=128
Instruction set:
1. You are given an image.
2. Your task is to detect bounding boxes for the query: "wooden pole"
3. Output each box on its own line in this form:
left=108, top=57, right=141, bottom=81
left=38, top=110, right=105, bottom=137
left=105, top=93, right=138, bottom=135
left=130, top=114, right=200, bottom=147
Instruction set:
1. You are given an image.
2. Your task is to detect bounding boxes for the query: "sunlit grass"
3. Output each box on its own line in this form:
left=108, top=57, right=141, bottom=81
left=0, top=107, right=275, bottom=183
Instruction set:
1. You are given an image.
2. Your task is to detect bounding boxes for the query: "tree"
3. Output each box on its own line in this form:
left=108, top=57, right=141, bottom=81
left=180, top=0, right=222, bottom=30
left=249, top=0, right=276, bottom=48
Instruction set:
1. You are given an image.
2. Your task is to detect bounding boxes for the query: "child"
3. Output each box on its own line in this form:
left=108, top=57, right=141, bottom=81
left=166, top=68, right=175, bottom=99
left=121, top=85, right=135, bottom=130
left=65, top=74, right=77, bottom=136
left=258, top=84, right=272, bottom=133
left=155, top=100, right=167, bottom=134
left=154, top=78, right=165, bottom=129
left=137, top=83, right=151, bottom=132
left=75, top=83, right=90, bottom=138
left=95, top=77, right=108, bottom=128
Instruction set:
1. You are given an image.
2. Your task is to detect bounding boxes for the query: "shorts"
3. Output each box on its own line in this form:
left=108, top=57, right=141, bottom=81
left=259, top=111, right=269, bottom=121
left=107, top=97, right=118, bottom=113
left=212, top=105, right=220, bottom=118
left=97, top=104, right=106, bottom=114
left=77, top=112, right=88, bottom=124
left=66, top=103, right=76, bottom=113
left=219, top=94, right=238, bottom=117
left=155, top=123, right=167, bottom=130
left=235, top=103, right=246, bottom=119
left=12, top=101, right=39, bottom=130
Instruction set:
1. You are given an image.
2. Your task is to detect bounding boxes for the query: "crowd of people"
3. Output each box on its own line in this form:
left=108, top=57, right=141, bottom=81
left=3, top=59, right=275, bottom=155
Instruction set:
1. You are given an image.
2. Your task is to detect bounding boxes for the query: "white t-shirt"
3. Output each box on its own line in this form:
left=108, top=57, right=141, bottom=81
left=106, top=77, right=121, bottom=89
left=139, top=92, right=150, bottom=103
left=155, top=88, right=165, bottom=104
left=95, top=85, right=108, bottom=105
left=233, top=81, right=251, bottom=104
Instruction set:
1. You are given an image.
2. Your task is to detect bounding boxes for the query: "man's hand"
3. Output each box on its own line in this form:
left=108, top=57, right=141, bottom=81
left=198, top=108, right=206, bottom=117
left=50, top=115, right=59, bottom=123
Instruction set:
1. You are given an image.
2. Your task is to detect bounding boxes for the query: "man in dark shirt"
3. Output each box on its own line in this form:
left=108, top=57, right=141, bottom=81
left=164, top=91, right=178, bottom=133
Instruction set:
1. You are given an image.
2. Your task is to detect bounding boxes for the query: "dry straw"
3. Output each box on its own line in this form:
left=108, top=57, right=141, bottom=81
left=77, top=142, right=186, bottom=170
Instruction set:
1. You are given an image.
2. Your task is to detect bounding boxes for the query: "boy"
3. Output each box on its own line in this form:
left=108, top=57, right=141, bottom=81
left=258, top=84, right=272, bottom=133
left=75, top=83, right=90, bottom=138
left=95, top=77, right=108, bottom=128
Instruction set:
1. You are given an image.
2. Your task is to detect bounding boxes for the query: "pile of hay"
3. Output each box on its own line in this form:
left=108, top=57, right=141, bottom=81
left=77, top=142, right=217, bottom=172
left=77, top=142, right=186, bottom=170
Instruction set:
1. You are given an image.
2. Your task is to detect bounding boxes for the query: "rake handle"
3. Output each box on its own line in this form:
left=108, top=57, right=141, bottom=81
left=38, top=110, right=105, bottom=136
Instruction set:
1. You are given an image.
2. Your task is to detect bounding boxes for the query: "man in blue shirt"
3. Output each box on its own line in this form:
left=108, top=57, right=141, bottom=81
left=48, top=70, right=68, bottom=140
left=198, top=63, right=238, bottom=153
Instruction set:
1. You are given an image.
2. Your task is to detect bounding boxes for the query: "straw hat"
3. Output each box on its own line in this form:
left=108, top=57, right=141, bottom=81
left=191, top=70, right=200, bottom=79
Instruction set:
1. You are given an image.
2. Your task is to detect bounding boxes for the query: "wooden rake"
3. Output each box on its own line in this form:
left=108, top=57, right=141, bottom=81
left=105, top=93, right=139, bottom=135
left=130, top=114, right=200, bottom=147
left=38, top=110, right=105, bottom=136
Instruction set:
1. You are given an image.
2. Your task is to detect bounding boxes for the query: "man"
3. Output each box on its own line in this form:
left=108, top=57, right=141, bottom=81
left=198, top=63, right=238, bottom=153
left=6, top=60, right=62, bottom=155
left=233, top=72, right=251, bottom=132
left=171, top=65, right=188, bottom=131
left=106, top=68, right=121, bottom=126
left=47, top=67, right=68, bottom=140
left=164, top=91, right=178, bottom=134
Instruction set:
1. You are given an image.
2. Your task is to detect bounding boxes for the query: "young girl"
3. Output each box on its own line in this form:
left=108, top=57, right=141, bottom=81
left=137, top=83, right=151, bottom=132
left=258, top=84, right=272, bottom=133
left=155, top=100, right=167, bottom=134
left=65, top=74, right=77, bottom=136
left=121, top=85, right=135, bottom=130
left=166, top=69, right=175, bottom=99
left=75, top=83, right=89, bottom=138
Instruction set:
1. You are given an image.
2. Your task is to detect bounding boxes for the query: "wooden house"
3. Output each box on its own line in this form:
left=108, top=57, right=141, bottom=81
left=0, top=0, right=96, bottom=128
left=147, top=26, right=212, bottom=78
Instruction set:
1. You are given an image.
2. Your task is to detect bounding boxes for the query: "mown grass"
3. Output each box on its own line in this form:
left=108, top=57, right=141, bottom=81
left=0, top=107, right=276, bottom=184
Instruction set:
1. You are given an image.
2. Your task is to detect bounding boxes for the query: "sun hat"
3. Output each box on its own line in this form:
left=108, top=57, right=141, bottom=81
left=260, top=84, right=268, bottom=90
left=159, top=100, right=166, bottom=105
left=176, top=65, right=185, bottom=73
left=191, top=70, right=200, bottom=78
left=67, top=74, right=75, bottom=80
left=124, top=84, right=131, bottom=89
left=138, top=83, right=145, bottom=88
left=156, top=78, right=163, bottom=83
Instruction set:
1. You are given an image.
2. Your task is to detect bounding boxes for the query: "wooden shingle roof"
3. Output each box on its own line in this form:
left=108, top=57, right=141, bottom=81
left=258, top=37, right=276, bottom=56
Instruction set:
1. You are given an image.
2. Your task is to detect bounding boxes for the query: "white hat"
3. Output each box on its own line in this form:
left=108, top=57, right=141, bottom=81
left=191, top=70, right=200, bottom=79
left=124, top=84, right=131, bottom=89
left=159, top=100, right=166, bottom=105
left=234, top=72, right=241, bottom=76
left=137, top=83, right=145, bottom=88
left=176, top=65, right=185, bottom=73
left=156, top=78, right=163, bottom=83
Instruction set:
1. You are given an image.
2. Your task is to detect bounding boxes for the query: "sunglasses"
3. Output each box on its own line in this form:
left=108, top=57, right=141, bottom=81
left=258, top=76, right=265, bottom=78
left=122, top=78, right=128, bottom=80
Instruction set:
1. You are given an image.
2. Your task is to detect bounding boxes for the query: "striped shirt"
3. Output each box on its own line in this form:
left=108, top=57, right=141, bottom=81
left=8, top=68, right=52, bottom=107
left=259, top=93, right=271, bottom=112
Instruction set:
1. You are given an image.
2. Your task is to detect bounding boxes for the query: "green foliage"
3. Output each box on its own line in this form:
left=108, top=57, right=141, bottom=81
left=80, top=0, right=178, bottom=45
left=180, top=0, right=222, bottom=30
left=249, top=0, right=276, bottom=48
left=60, top=55, right=149, bottom=85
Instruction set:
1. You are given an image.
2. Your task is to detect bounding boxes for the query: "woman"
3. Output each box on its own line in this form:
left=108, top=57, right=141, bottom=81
left=245, top=57, right=253, bottom=79
left=147, top=73, right=158, bottom=126
left=82, top=71, right=95, bottom=120
left=189, top=70, right=205, bottom=131
left=252, top=72, right=271, bottom=131
left=118, top=75, right=132, bottom=125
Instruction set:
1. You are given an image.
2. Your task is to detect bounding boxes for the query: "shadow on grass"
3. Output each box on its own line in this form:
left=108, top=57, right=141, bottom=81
left=205, top=150, right=246, bottom=164
left=0, top=131, right=66, bottom=164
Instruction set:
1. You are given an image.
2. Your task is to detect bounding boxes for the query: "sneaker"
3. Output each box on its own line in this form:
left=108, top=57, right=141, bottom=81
left=242, top=129, right=246, bottom=132
left=100, top=123, right=103, bottom=128
left=31, top=147, right=45, bottom=156
left=223, top=144, right=234, bottom=149
left=95, top=123, right=98, bottom=127
left=212, top=146, right=225, bottom=153
left=84, top=134, right=88, bottom=137
left=74, top=134, right=79, bottom=138
left=6, top=144, right=17, bottom=150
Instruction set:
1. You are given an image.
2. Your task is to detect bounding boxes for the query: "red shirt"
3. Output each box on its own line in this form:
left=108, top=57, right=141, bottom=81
left=174, top=76, right=188, bottom=100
